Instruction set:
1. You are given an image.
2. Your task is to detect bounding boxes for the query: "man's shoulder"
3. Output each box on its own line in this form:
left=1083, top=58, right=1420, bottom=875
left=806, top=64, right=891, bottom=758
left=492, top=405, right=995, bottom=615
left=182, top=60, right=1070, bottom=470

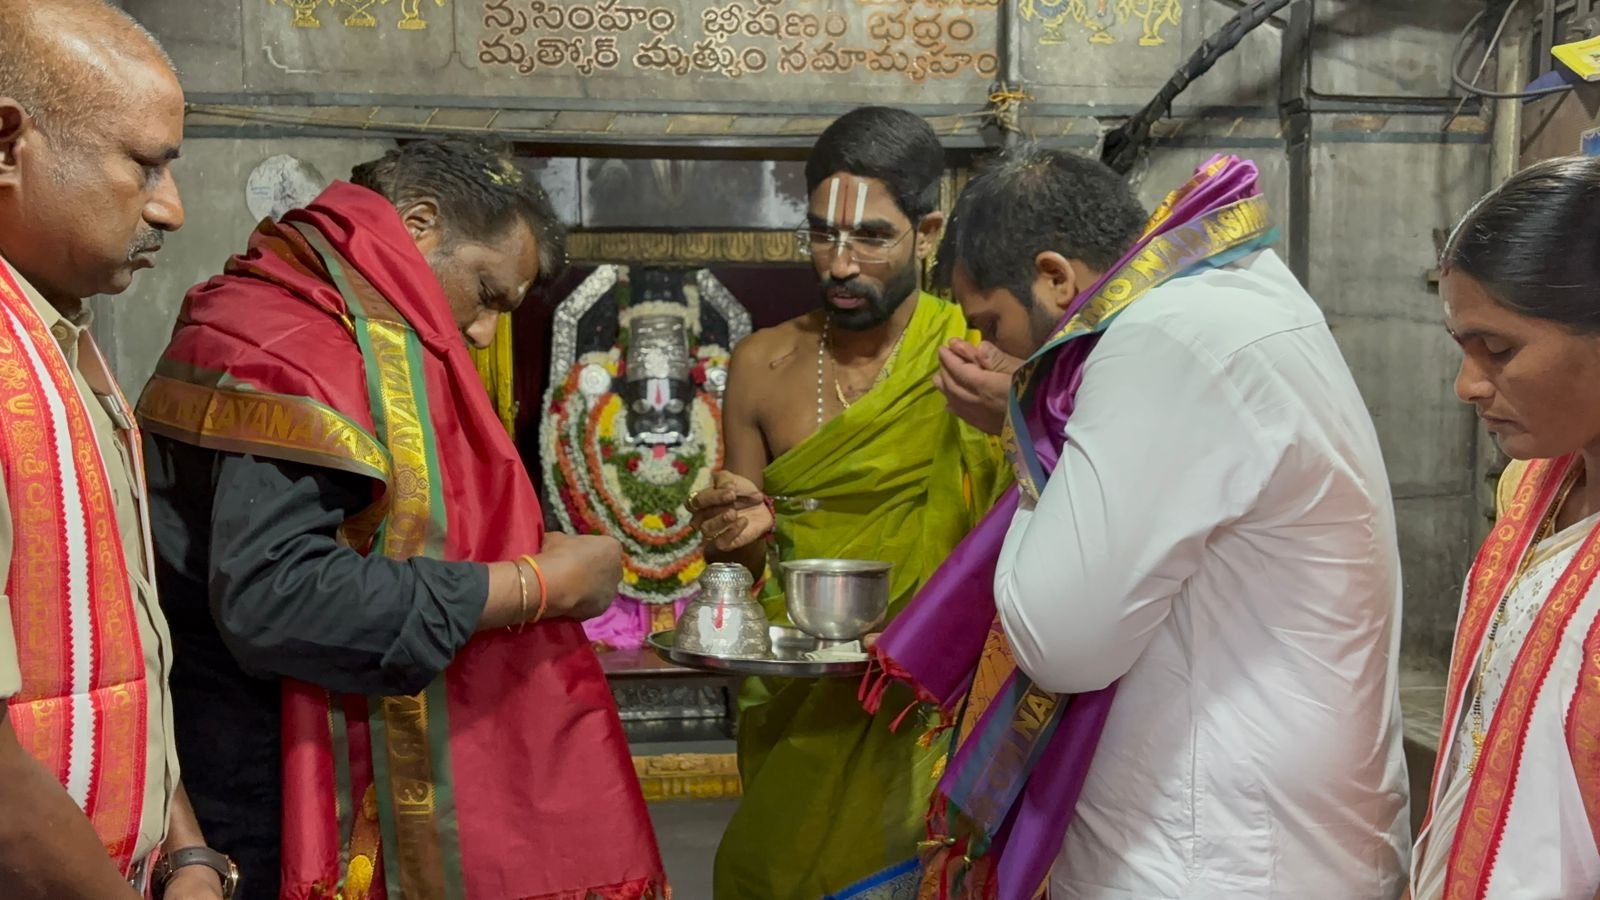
left=730, top=312, right=820, bottom=373
left=0, top=255, right=66, bottom=331
left=1113, top=249, right=1324, bottom=361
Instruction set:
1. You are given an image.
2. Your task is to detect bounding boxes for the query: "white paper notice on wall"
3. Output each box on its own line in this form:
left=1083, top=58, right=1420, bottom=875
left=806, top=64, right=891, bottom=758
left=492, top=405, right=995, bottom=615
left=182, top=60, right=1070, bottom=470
left=246, top=155, right=327, bottom=222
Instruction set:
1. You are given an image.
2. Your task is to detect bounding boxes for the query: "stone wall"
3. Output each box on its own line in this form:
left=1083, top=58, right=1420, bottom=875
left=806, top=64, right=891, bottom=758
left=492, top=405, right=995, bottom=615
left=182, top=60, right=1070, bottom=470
left=101, top=0, right=1490, bottom=672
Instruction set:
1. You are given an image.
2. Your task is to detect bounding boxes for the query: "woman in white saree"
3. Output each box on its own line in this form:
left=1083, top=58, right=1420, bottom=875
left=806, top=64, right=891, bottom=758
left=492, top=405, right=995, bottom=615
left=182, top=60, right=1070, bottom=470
left=1411, top=156, right=1600, bottom=900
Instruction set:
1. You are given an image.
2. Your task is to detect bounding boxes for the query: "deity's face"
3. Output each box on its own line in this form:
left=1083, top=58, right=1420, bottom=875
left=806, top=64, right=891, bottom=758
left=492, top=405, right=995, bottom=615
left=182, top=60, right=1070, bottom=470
left=803, top=171, right=939, bottom=331
left=621, top=377, right=696, bottom=448
left=1444, top=269, right=1600, bottom=461
left=621, top=315, right=695, bottom=447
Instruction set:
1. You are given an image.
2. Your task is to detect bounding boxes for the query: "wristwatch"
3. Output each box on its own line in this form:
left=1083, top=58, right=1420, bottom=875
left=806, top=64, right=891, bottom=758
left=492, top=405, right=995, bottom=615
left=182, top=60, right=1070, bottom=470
left=153, top=846, right=239, bottom=900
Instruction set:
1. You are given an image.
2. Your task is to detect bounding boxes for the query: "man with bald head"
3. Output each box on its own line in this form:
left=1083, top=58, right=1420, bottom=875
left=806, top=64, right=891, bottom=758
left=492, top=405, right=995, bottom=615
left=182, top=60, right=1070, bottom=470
left=0, top=3, right=234, bottom=899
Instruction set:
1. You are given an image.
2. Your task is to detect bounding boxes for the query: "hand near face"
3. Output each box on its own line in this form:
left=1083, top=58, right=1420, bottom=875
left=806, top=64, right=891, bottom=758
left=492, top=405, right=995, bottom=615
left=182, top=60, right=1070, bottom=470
left=934, top=338, right=1021, bottom=436
left=688, top=470, right=774, bottom=552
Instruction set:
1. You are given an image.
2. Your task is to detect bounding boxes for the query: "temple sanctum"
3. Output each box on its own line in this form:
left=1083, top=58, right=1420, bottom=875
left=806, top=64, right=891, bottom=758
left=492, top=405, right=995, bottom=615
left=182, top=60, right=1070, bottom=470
left=36, top=0, right=1600, bottom=894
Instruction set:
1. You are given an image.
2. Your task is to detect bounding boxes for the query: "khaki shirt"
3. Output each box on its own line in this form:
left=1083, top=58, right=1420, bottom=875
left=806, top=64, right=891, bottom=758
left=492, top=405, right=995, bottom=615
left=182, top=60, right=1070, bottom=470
left=0, top=258, right=178, bottom=861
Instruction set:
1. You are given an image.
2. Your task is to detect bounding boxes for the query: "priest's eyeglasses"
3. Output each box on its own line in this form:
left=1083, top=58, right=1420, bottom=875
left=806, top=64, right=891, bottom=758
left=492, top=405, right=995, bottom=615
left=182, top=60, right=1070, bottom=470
left=794, top=227, right=912, bottom=265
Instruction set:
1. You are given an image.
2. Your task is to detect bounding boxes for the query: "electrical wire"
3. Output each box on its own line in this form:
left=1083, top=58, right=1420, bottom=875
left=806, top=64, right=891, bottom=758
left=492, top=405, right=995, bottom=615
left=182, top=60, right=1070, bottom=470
left=1101, top=0, right=1297, bottom=174
left=1452, top=0, right=1575, bottom=100
left=1210, top=0, right=1288, bottom=29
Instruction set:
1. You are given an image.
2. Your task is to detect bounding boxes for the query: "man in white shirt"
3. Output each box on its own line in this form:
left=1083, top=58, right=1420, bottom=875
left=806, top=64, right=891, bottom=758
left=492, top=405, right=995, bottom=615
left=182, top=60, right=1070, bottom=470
left=932, top=149, right=1411, bottom=898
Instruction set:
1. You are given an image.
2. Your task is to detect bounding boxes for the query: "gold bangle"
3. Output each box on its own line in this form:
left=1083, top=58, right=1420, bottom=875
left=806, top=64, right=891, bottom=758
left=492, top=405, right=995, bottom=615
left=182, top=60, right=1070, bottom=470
left=512, top=559, right=531, bottom=633
left=520, top=554, right=548, bottom=623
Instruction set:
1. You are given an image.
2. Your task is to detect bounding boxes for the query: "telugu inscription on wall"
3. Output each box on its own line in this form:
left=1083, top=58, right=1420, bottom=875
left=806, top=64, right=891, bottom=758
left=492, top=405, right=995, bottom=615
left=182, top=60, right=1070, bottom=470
left=244, top=0, right=1003, bottom=104
left=476, top=0, right=1001, bottom=84
left=1020, top=0, right=1181, bottom=47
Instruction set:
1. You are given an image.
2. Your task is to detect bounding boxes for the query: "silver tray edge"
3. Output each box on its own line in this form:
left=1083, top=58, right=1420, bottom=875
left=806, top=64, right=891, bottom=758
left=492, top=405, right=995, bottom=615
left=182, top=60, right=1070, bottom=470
left=645, top=630, right=869, bottom=679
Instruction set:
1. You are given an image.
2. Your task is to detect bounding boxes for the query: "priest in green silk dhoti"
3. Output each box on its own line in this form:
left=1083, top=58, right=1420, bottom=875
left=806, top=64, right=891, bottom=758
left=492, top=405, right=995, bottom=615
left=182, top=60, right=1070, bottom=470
left=729, top=294, right=1010, bottom=900
left=687, top=107, right=1011, bottom=899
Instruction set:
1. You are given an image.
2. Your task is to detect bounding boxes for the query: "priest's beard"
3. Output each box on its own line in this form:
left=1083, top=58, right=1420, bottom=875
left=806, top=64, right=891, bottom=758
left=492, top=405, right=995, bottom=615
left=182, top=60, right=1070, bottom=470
left=821, top=259, right=919, bottom=332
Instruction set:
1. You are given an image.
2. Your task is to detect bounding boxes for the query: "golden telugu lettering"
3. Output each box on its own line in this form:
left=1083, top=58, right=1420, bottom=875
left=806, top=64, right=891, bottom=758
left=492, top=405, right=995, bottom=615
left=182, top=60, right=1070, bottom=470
left=268, top=0, right=448, bottom=30
left=1021, top=0, right=1181, bottom=48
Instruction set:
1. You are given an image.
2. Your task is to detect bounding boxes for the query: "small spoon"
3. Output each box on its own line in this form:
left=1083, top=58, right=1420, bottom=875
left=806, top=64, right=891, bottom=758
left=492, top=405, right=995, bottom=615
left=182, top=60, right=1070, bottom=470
left=733, top=492, right=822, bottom=513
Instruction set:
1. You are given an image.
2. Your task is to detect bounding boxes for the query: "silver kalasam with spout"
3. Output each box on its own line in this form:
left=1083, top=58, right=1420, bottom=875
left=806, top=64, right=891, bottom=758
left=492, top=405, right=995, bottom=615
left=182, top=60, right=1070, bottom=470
left=675, top=562, right=772, bottom=659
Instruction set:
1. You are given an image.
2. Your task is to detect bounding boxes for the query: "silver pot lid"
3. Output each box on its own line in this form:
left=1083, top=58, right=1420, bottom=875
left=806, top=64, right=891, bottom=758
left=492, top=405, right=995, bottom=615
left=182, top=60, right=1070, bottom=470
left=700, top=562, right=755, bottom=592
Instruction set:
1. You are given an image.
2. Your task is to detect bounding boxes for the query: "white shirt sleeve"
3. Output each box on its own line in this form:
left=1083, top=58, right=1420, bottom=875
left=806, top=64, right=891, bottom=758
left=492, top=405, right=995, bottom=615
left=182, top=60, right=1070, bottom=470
left=995, top=322, right=1284, bottom=694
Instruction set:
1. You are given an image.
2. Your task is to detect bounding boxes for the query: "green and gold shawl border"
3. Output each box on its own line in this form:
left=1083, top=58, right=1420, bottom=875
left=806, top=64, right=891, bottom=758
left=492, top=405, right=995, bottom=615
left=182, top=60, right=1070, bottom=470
left=136, top=360, right=391, bottom=485
left=1004, top=195, right=1275, bottom=499
left=289, top=221, right=466, bottom=900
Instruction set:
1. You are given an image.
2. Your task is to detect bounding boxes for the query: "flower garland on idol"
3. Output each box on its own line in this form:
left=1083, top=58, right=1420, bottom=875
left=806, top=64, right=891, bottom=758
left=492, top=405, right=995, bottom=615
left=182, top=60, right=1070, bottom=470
left=543, top=305, right=731, bottom=607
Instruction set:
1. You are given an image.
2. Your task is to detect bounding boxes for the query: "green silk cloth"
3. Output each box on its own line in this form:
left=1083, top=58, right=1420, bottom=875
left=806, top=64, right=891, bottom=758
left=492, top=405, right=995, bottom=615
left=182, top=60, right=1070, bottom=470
left=713, top=293, right=1013, bottom=899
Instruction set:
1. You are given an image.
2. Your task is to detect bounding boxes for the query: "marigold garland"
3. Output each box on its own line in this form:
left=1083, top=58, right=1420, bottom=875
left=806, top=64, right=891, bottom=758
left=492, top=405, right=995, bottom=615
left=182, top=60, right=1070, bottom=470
left=543, top=344, right=730, bottom=605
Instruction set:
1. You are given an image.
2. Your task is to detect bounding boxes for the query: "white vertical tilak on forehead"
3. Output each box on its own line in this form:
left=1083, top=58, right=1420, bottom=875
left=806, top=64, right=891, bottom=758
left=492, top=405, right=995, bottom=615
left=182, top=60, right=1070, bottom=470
left=826, top=177, right=841, bottom=223
left=853, top=182, right=868, bottom=229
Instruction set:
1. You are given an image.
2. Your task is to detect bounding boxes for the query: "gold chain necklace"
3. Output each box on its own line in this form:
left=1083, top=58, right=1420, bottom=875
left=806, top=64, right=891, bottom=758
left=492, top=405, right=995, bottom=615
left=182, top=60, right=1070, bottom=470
left=829, top=319, right=908, bottom=411
left=1466, top=471, right=1581, bottom=774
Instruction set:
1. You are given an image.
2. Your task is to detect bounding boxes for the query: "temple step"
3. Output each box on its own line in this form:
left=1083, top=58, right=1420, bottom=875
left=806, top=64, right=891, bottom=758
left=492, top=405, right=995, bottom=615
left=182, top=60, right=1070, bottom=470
left=604, top=646, right=741, bottom=802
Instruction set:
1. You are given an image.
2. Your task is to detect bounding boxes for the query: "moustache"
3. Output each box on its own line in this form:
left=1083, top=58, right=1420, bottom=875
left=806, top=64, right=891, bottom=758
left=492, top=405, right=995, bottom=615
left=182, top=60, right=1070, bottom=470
left=127, top=231, right=164, bottom=259
left=822, top=279, right=876, bottom=300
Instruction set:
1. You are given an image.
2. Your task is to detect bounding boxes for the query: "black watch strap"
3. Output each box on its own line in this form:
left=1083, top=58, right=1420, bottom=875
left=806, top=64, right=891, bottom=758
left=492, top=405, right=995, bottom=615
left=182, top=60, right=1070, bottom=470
left=153, top=846, right=238, bottom=900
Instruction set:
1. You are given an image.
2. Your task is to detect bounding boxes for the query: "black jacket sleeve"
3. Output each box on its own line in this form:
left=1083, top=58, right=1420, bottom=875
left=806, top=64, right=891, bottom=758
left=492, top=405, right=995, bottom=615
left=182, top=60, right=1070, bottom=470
left=205, top=452, right=489, bottom=696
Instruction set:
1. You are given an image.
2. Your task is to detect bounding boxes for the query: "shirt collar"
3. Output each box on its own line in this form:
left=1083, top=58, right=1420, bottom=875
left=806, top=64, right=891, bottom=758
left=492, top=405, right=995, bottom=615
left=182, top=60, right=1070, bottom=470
left=0, top=256, right=91, bottom=362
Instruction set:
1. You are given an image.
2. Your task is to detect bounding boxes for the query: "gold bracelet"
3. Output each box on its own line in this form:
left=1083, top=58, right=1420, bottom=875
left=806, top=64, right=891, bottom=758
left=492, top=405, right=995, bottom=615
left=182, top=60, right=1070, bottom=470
left=512, top=559, right=531, bottom=633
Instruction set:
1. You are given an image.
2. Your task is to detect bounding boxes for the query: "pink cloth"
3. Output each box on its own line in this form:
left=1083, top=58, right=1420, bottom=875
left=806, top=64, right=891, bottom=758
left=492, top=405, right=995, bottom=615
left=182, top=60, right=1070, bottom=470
left=584, top=594, right=692, bottom=651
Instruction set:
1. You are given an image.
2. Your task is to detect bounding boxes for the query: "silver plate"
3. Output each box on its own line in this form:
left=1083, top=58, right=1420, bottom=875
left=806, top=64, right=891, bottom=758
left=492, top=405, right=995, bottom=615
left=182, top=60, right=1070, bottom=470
left=646, top=627, right=870, bottom=679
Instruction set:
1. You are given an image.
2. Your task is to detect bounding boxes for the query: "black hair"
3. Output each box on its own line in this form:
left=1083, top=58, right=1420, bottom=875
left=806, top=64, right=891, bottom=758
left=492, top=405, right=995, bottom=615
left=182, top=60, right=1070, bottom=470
left=1442, top=155, right=1600, bottom=334
left=935, top=147, right=1146, bottom=306
left=805, top=106, right=944, bottom=221
left=352, top=138, right=568, bottom=287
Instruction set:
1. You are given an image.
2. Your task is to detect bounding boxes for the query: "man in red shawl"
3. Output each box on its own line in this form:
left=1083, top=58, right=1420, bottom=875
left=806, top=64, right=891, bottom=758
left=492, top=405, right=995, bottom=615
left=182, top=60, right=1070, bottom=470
left=137, top=138, right=666, bottom=899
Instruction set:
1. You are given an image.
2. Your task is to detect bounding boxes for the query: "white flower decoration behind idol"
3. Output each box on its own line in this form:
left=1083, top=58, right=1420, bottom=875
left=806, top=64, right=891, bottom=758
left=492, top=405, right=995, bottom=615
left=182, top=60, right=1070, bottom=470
left=705, top=365, right=728, bottom=396
left=577, top=363, right=613, bottom=399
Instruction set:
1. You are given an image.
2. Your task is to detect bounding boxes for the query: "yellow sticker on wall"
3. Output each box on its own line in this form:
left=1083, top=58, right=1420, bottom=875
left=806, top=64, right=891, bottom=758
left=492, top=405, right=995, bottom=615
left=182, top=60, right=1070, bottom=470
left=1553, top=35, right=1600, bottom=81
